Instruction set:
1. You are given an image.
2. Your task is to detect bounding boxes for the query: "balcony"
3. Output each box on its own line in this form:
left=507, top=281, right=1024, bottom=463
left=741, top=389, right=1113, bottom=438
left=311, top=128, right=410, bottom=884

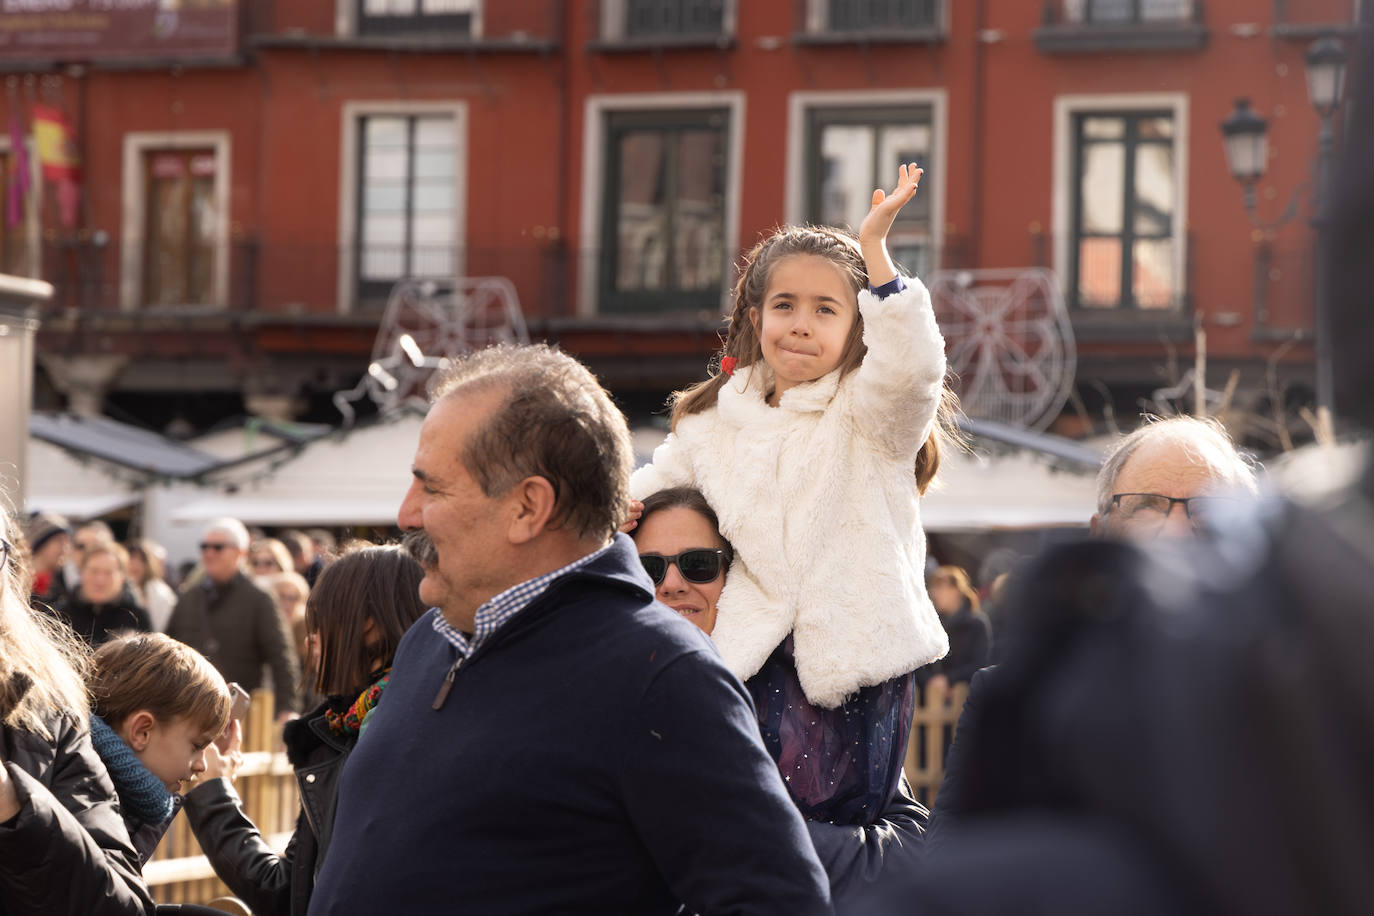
left=792, top=0, right=946, bottom=46
left=1034, top=0, right=1208, bottom=53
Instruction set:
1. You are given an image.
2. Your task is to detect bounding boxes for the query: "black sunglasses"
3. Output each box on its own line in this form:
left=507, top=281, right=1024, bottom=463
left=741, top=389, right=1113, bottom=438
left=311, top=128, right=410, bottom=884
left=639, top=549, right=725, bottom=586
left=0, top=538, right=10, bottom=570
left=200, top=542, right=233, bottom=552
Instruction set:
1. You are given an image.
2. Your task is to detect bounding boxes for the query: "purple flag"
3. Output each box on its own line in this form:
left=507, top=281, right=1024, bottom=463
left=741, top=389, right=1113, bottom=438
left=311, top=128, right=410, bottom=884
left=7, top=111, right=31, bottom=230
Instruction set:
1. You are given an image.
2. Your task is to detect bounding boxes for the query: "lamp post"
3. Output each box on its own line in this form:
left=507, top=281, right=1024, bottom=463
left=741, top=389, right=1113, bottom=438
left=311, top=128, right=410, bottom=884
left=1219, top=37, right=1348, bottom=422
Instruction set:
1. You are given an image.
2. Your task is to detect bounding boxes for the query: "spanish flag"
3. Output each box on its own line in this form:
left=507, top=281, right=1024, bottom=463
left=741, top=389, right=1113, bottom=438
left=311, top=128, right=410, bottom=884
left=33, top=104, right=80, bottom=183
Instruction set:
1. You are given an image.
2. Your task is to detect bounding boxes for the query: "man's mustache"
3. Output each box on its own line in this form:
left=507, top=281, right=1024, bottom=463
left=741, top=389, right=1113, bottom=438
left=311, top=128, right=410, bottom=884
left=402, top=530, right=438, bottom=570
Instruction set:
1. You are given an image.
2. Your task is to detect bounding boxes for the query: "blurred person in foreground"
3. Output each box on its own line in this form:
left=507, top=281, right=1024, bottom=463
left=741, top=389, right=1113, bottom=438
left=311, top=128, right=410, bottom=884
left=167, top=518, right=301, bottom=719
left=0, top=509, right=155, bottom=915
left=182, top=544, right=427, bottom=916
left=309, top=344, right=830, bottom=915
left=913, top=39, right=1374, bottom=916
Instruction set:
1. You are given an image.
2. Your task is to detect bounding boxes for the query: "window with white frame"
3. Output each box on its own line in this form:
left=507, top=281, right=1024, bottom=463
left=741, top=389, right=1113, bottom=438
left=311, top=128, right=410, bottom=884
left=803, top=104, right=935, bottom=278
left=355, top=0, right=477, bottom=36
left=1070, top=110, right=1179, bottom=310
left=598, top=108, right=729, bottom=313
left=354, top=113, right=458, bottom=304
left=120, top=132, right=230, bottom=310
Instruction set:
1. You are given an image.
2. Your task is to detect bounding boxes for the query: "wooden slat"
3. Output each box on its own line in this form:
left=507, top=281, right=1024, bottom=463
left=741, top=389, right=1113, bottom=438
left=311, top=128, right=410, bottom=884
left=147, top=691, right=300, bottom=906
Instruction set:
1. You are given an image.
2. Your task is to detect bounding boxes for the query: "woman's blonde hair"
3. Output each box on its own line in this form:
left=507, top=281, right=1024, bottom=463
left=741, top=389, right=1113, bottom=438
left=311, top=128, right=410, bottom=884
left=250, top=538, right=296, bottom=576
left=670, top=224, right=959, bottom=495
left=89, top=632, right=231, bottom=739
left=931, top=565, right=980, bottom=613
left=1, top=511, right=91, bottom=739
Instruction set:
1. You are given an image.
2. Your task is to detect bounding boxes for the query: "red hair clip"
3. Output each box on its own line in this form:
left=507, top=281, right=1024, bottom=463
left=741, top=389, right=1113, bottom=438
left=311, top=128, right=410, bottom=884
left=720, top=356, right=738, bottom=376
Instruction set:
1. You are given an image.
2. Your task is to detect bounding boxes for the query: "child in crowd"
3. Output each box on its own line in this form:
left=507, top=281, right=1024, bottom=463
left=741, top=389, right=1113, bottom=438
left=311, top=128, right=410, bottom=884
left=86, top=632, right=232, bottom=863
left=630, top=164, right=953, bottom=826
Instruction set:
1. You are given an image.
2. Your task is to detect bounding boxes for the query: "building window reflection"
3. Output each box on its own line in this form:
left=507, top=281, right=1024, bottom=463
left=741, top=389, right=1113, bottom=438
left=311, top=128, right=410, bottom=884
left=600, top=108, right=728, bottom=313
left=1071, top=111, right=1177, bottom=310
left=804, top=105, right=934, bottom=278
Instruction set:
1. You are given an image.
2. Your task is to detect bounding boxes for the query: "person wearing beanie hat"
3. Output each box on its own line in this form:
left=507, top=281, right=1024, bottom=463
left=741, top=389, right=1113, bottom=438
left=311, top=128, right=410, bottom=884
left=24, top=511, right=72, bottom=608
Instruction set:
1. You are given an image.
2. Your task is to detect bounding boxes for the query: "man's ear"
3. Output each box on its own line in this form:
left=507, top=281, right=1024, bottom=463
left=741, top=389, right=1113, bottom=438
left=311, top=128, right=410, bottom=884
left=1089, top=513, right=1104, bottom=538
left=507, top=476, right=559, bottom=546
left=122, top=710, right=158, bottom=752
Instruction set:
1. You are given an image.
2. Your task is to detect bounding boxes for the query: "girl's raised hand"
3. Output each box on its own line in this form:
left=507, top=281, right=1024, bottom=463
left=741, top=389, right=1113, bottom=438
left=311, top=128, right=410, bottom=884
left=859, top=162, right=923, bottom=287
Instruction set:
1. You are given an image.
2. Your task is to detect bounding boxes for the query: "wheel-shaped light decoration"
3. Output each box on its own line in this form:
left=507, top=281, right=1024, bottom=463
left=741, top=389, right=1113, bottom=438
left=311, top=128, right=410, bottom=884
left=334, top=277, right=530, bottom=424
left=927, top=268, right=1076, bottom=432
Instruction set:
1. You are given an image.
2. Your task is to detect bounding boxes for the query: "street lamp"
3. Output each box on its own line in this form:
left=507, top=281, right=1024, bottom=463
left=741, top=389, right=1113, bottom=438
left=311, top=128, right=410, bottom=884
left=1219, top=37, right=1348, bottom=422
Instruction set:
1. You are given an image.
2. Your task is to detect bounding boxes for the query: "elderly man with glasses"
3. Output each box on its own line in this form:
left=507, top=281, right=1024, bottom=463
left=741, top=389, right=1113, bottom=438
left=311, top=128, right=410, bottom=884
left=1089, top=415, right=1258, bottom=541
left=166, top=517, right=300, bottom=719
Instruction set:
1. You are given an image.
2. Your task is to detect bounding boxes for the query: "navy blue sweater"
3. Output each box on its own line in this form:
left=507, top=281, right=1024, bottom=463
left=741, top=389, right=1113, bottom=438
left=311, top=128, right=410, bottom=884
left=308, top=535, right=830, bottom=915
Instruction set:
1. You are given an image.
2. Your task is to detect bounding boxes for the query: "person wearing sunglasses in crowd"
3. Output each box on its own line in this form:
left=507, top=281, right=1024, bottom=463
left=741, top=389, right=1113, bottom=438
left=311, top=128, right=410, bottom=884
left=632, top=487, right=929, bottom=914
left=248, top=539, right=296, bottom=579
left=0, top=512, right=156, bottom=915
left=166, top=518, right=301, bottom=722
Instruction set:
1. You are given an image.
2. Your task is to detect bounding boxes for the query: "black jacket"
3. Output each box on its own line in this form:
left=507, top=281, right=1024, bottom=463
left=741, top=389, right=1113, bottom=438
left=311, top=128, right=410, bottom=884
left=309, top=535, right=831, bottom=915
left=0, top=711, right=155, bottom=915
left=182, top=702, right=354, bottom=916
left=51, top=585, right=151, bottom=646
left=915, top=472, right=1374, bottom=915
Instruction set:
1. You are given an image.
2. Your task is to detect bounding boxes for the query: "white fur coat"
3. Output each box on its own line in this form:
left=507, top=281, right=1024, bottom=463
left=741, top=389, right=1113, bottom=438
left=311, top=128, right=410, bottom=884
left=630, top=279, right=950, bottom=708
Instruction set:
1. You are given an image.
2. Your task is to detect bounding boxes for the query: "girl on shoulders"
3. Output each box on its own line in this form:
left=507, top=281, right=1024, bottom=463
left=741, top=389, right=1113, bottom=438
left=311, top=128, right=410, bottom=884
left=630, top=164, right=956, bottom=827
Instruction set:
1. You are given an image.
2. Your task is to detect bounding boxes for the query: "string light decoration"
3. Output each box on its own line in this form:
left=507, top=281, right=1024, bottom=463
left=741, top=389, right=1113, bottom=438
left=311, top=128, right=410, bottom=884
left=927, top=268, right=1077, bottom=433
left=334, top=277, right=530, bottom=426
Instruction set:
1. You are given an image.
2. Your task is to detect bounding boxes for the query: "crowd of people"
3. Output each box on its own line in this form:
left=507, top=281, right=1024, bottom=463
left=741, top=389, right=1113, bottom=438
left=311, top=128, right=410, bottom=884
left=2, top=52, right=1373, bottom=913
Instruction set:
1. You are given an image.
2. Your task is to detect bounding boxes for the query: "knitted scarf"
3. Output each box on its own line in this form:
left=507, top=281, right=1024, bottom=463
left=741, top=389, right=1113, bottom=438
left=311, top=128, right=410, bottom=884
left=88, top=715, right=175, bottom=826
left=325, top=667, right=391, bottom=737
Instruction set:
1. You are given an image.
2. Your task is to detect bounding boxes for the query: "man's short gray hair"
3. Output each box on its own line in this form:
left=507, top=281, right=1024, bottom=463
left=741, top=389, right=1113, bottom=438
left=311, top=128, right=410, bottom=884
left=203, top=517, right=251, bottom=551
left=431, top=343, right=634, bottom=541
left=1096, top=416, right=1260, bottom=516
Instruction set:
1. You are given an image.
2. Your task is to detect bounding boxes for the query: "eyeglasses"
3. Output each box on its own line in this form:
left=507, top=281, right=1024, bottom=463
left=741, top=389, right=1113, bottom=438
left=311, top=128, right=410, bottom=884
left=0, top=538, right=10, bottom=570
left=639, top=549, right=725, bottom=586
left=251, top=558, right=280, bottom=570
left=200, top=542, right=234, bottom=552
left=1106, top=493, right=1238, bottom=531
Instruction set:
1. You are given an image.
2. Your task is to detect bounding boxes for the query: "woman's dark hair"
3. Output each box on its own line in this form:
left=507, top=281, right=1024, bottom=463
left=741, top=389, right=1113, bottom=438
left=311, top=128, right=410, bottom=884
left=305, top=543, right=426, bottom=696
left=632, top=488, right=735, bottom=572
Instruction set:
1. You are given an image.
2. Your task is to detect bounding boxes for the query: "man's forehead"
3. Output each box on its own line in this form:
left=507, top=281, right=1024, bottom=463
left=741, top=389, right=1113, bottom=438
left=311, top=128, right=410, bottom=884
left=1115, top=434, right=1233, bottom=496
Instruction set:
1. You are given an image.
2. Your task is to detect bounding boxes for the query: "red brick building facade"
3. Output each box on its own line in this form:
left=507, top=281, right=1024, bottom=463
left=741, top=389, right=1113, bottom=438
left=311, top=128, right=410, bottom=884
left=0, top=0, right=1364, bottom=444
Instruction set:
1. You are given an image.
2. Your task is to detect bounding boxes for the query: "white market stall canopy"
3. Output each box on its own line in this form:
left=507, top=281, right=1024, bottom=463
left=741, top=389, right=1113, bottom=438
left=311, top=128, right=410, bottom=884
left=25, top=438, right=140, bottom=519
left=920, top=448, right=1098, bottom=531
left=166, top=411, right=424, bottom=528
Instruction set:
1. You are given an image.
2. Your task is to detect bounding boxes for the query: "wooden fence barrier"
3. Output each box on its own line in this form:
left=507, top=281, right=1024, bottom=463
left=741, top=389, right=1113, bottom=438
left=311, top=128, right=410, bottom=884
left=904, top=679, right=971, bottom=807
left=144, top=690, right=299, bottom=908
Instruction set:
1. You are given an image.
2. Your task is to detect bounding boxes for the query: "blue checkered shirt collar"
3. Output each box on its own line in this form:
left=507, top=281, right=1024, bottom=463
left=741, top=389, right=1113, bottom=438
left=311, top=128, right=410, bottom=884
left=430, top=540, right=614, bottom=658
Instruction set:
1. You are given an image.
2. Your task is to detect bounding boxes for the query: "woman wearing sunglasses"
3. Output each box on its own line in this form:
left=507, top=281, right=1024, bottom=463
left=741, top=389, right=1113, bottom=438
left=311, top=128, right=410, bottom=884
left=631, top=488, right=927, bottom=914
left=631, top=488, right=732, bottom=635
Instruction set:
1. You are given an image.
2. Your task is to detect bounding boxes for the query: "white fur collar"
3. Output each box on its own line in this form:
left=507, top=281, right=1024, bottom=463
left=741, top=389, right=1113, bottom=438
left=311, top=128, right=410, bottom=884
left=717, top=362, right=842, bottom=423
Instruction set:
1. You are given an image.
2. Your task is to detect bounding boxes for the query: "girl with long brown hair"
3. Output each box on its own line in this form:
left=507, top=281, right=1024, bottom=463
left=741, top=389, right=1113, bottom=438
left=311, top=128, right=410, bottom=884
left=629, top=164, right=956, bottom=829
